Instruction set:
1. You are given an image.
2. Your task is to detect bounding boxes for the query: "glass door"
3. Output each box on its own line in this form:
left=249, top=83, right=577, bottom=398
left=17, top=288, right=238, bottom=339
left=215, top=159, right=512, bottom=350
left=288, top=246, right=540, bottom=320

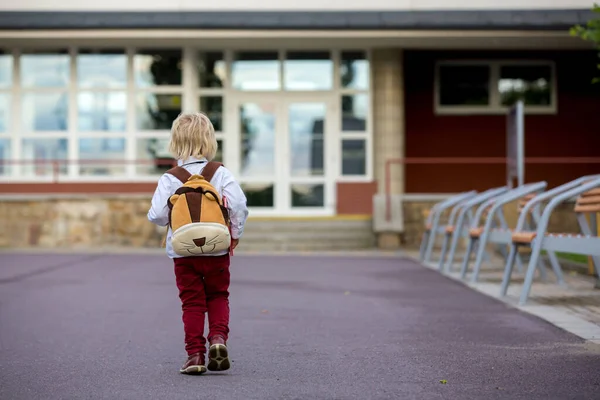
left=232, top=95, right=335, bottom=215
left=283, top=99, right=335, bottom=215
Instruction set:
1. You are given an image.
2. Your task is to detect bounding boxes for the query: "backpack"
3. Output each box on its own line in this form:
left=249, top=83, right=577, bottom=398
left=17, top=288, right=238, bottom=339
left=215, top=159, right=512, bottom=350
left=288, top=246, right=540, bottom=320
left=165, top=161, right=231, bottom=256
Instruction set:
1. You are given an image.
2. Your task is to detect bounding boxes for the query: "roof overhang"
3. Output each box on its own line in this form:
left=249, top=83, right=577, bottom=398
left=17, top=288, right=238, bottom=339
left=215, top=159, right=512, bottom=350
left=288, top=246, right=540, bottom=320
left=0, top=10, right=595, bottom=31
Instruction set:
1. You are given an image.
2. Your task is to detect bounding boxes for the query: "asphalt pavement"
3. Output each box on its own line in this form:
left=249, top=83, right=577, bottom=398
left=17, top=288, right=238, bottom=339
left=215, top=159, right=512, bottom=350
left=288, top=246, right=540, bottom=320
left=1, top=252, right=599, bottom=400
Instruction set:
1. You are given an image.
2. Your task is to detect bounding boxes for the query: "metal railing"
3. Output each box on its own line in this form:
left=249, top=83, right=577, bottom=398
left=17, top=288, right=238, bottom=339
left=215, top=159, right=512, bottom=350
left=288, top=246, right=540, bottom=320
left=384, top=157, right=600, bottom=221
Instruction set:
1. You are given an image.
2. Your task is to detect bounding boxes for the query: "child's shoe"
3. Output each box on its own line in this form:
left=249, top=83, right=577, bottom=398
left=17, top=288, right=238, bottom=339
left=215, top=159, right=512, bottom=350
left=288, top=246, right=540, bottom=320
left=179, top=352, right=207, bottom=375
left=207, top=336, right=230, bottom=371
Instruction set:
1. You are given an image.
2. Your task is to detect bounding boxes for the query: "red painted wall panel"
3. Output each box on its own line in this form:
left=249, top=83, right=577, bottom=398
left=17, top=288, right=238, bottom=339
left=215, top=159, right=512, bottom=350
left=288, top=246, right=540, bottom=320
left=404, top=50, right=600, bottom=193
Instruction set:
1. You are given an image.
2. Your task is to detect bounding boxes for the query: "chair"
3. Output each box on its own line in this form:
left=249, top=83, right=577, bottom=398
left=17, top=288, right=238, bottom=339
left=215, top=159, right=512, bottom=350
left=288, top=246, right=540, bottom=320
left=419, top=191, right=477, bottom=264
left=499, top=175, right=600, bottom=298
left=439, top=186, right=510, bottom=273
left=460, top=182, right=548, bottom=281
left=502, top=177, right=600, bottom=305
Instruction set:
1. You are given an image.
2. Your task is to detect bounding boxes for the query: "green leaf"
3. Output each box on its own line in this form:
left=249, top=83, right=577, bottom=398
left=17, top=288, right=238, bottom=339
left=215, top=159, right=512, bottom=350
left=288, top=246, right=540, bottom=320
left=439, top=380, right=448, bottom=384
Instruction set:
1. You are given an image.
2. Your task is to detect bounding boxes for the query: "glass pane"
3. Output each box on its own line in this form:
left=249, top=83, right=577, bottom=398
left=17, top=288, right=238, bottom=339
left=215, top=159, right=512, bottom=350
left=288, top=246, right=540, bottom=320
left=284, top=51, right=332, bottom=91
left=291, top=184, right=324, bottom=207
left=0, top=138, right=11, bottom=176
left=77, top=50, right=126, bottom=88
left=215, top=139, right=223, bottom=163
left=22, top=93, right=68, bottom=131
left=134, top=49, right=182, bottom=87
left=289, top=103, right=325, bottom=177
left=22, top=138, right=68, bottom=176
left=342, top=94, right=368, bottom=131
left=21, top=51, right=69, bottom=87
left=232, top=52, right=280, bottom=91
left=79, top=138, right=126, bottom=175
left=341, top=51, right=369, bottom=90
left=0, top=52, right=13, bottom=88
left=342, top=140, right=366, bottom=175
left=78, top=92, right=126, bottom=131
left=200, top=96, right=223, bottom=132
left=136, top=138, right=173, bottom=175
left=241, top=183, right=274, bottom=207
left=136, top=93, right=182, bottom=130
left=240, top=103, right=275, bottom=176
left=439, top=65, right=490, bottom=106
left=499, top=65, right=552, bottom=107
left=0, top=93, right=9, bottom=132
left=198, top=52, right=226, bottom=88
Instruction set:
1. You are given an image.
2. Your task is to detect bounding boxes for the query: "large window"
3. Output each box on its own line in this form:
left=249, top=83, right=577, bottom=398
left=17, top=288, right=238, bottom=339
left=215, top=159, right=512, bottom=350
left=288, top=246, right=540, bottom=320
left=0, top=48, right=371, bottom=182
left=435, top=61, right=556, bottom=114
left=340, top=51, right=370, bottom=177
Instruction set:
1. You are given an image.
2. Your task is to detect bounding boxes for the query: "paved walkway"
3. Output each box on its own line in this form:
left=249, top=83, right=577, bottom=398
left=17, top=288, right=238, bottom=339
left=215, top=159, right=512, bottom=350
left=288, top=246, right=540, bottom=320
left=1, top=252, right=600, bottom=400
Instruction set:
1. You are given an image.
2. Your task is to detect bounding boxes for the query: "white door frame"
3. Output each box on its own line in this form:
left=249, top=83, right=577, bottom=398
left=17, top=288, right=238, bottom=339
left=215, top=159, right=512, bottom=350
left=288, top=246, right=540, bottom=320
left=229, top=92, right=337, bottom=216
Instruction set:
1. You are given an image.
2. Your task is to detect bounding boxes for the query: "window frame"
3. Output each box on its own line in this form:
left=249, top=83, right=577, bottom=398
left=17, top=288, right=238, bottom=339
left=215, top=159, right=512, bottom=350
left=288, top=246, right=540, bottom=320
left=434, top=59, right=557, bottom=115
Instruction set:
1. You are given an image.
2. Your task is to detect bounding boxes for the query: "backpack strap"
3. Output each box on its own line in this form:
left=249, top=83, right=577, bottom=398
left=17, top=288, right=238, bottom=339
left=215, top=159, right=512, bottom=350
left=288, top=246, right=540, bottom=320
left=165, top=166, right=192, bottom=184
left=201, top=161, right=223, bottom=183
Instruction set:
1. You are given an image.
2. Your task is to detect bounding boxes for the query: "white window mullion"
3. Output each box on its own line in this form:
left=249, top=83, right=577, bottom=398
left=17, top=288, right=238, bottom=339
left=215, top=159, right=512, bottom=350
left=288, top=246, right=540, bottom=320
left=126, top=47, right=136, bottom=178
left=11, top=49, right=21, bottom=178
left=182, top=47, right=196, bottom=113
left=68, top=47, right=78, bottom=178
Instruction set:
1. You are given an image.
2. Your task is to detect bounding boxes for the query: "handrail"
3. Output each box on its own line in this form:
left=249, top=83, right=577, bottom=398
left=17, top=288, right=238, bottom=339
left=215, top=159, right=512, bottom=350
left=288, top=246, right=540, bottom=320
left=384, top=156, right=600, bottom=221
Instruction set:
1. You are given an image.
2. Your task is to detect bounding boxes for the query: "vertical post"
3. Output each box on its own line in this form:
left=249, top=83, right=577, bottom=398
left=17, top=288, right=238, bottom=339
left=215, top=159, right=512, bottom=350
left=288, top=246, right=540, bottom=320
left=516, top=100, right=525, bottom=187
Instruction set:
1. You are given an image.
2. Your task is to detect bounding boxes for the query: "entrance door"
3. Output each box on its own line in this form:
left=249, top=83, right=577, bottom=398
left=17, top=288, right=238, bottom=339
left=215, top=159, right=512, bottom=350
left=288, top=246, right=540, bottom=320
left=232, top=95, right=335, bottom=215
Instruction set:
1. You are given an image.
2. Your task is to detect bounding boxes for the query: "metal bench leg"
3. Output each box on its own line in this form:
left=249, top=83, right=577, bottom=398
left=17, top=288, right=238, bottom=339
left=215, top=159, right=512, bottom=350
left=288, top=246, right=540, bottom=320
left=423, top=213, right=442, bottom=264
left=515, top=251, right=524, bottom=273
left=460, top=238, right=476, bottom=279
left=500, top=244, right=519, bottom=296
left=471, top=218, right=496, bottom=283
left=438, top=233, right=451, bottom=271
left=419, top=230, right=430, bottom=262
left=519, top=239, right=544, bottom=306
left=545, top=251, right=564, bottom=285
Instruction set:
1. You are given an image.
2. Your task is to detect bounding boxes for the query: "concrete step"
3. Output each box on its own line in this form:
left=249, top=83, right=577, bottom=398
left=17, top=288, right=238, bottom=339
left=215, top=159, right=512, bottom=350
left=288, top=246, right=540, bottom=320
left=237, top=218, right=376, bottom=251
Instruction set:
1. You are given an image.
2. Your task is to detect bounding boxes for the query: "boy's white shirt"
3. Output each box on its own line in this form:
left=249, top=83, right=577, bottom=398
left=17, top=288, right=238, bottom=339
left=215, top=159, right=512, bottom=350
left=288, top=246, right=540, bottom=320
left=147, top=157, right=249, bottom=258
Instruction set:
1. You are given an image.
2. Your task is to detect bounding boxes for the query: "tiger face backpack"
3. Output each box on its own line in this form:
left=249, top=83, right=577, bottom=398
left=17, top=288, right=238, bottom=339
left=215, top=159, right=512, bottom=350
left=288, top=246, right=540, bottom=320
left=165, top=162, right=231, bottom=256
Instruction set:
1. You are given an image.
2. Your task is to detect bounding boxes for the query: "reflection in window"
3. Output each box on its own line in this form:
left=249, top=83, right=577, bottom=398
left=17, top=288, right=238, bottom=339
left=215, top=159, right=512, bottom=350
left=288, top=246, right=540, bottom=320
left=241, top=183, right=274, bottom=207
left=198, top=52, right=226, bottom=88
left=342, top=94, right=368, bottom=131
left=288, top=103, right=325, bottom=177
left=0, top=93, right=9, bottom=132
left=499, top=65, right=552, bottom=106
left=21, top=51, right=69, bottom=87
left=240, top=103, right=275, bottom=176
left=77, top=50, right=126, bottom=88
left=342, top=140, right=366, bottom=175
left=22, top=138, right=68, bottom=176
left=232, top=52, right=280, bottom=91
left=137, top=93, right=182, bottom=130
left=22, top=93, right=68, bottom=131
left=439, top=65, right=490, bottom=106
left=78, top=92, right=126, bottom=131
left=291, top=184, right=324, bottom=207
left=341, top=51, right=369, bottom=90
left=134, top=49, right=182, bottom=87
left=0, top=52, right=12, bottom=88
left=200, top=96, right=223, bottom=132
left=284, top=51, right=332, bottom=91
left=136, top=138, right=173, bottom=175
left=79, top=138, right=126, bottom=175
left=0, top=138, right=10, bottom=175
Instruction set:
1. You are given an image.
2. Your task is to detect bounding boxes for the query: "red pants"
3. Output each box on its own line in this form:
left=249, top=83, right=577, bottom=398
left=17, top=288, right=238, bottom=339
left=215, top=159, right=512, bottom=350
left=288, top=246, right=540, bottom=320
left=173, top=255, right=230, bottom=356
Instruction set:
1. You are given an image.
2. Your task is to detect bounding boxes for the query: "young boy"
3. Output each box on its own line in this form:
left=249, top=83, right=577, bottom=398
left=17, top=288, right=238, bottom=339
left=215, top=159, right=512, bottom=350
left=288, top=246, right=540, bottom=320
left=147, top=112, right=248, bottom=375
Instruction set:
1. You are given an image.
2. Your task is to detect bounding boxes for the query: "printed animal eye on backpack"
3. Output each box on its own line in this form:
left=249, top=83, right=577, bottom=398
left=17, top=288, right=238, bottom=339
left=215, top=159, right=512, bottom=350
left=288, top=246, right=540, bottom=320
left=166, top=162, right=231, bottom=256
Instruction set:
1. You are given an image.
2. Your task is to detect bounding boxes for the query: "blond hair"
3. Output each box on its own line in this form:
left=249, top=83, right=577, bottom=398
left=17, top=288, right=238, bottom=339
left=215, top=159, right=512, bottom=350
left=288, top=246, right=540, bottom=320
left=169, top=112, right=217, bottom=161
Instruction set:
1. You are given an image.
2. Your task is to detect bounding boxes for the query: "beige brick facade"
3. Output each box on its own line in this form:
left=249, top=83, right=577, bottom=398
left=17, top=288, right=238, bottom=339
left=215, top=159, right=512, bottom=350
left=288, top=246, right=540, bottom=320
left=372, top=49, right=405, bottom=248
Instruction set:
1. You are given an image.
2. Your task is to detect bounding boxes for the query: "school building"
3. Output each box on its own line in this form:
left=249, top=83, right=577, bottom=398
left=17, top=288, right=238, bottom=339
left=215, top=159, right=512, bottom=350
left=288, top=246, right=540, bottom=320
left=0, top=1, right=599, bottom=250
